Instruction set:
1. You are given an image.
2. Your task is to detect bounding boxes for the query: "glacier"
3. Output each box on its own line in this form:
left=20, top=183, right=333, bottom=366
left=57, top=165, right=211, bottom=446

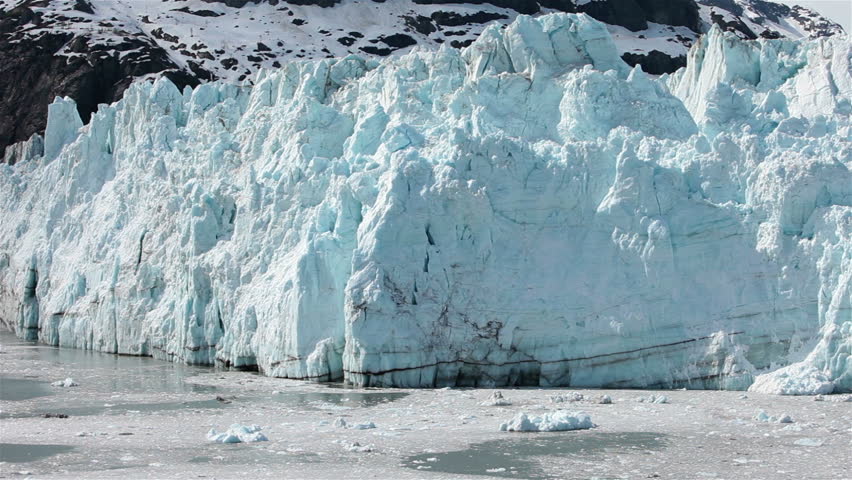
left=0, top=13, right=849, bottom=394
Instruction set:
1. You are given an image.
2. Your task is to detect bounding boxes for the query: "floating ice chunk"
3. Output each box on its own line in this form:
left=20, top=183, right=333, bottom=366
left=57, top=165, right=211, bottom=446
left=350, top=422, right=376, bottom=430
left=481, top=391, right=512, bottom=406
left=51, top=378, right=79, bottom=387
left=550, top=392, right=584, bottom=403
left=206, top=424, right=268, bottom=443
left=343, top=441, right=374, bottom=452
left=754, top=410, right=794, bottom=424
left=334, top=417, right=375, bottom=430
left=635, top=394, right=668, bottom=404
left=598, top=395, right=613, bottom=404
left=499, top=411, right=595, bottom=432
left=813, top=395, right=824, bottom=402
left=794, top=438, right=824, bottom=447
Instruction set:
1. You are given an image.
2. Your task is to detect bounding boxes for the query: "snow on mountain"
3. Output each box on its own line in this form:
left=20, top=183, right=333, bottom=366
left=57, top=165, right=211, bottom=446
left=6, top=0, right=843, bottom=82
left=0, top=0, right=844, bottom=157
left=1, top=13, right=848, bottom=394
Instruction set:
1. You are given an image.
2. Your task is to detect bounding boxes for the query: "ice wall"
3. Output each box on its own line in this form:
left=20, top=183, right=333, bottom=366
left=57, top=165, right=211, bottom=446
left=0, top=14, right=849, bottom=394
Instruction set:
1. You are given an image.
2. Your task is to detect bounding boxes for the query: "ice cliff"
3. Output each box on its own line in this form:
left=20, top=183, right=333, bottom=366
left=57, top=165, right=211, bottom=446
left=0, top=13, right=849, bottom=394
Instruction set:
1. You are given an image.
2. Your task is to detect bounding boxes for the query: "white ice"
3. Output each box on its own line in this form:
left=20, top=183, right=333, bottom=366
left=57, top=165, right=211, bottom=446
left=499, top=410, right=595, bottom=432
left=206, top=424, right=268, bottom=443
left=481, top=391, right=512, bottom=406
left=51, top=378, right=79, bottom=387
left=754, top=410, right=794, bottom=423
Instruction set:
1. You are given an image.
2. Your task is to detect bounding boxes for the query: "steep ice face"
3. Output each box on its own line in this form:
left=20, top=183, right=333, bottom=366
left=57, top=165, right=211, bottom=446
left=0, top=13, right=849, bottom=394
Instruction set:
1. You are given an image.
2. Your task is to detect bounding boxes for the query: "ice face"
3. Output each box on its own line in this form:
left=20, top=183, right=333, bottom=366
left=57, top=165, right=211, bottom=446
left=43, top=97, right=84, bottom=162
left=0, top=14, right=849, bottom=394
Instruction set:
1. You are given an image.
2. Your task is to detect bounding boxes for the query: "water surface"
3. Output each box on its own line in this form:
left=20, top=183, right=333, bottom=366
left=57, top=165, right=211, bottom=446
left=0, top=398, right=229, bottom=419
left=269, top=390, right=409, bottom=409
left=0, top=443, right=75, bottom=463
left=1, top=330, right=215, bottom=394
left=403, top=431, right=669, bottom=479
left=0, top=376, right=53, bottom=401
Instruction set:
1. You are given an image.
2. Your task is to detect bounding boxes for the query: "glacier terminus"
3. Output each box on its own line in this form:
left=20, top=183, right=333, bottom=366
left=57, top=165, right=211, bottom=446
left=0, top=13, right=849, bottom=395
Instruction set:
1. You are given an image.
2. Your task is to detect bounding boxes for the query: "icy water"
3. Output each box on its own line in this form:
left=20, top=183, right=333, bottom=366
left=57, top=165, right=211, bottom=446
left=0, top=332, right=216, bottom=395
left=269, top=390, right=409, bottom=409
left=1, top=330, right=849, bottom=479
left=403, top=432, right=669, bottom=478
left=0, top=398, right=228, bottom=419
left=0, top=377, right=53, bottom=401
left=0, top=331, right=406, bottom=418
left=0, top=444, right=75, bottom=463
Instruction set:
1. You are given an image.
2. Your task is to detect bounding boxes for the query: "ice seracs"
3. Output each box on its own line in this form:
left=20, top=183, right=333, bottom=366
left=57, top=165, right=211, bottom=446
left=0, top=13, right=849, bottom=394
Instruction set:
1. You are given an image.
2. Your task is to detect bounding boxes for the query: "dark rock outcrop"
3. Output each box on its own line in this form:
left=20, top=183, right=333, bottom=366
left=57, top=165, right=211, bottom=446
left=412, top=0, right=700, bottom=32
left=622, top=50, right=688, bottom=75
left=0, top=1, right=197, bottom=161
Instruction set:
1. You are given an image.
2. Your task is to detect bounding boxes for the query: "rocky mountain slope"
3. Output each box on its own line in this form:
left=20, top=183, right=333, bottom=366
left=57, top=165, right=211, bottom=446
left=0, top=0, right=844, bottom=160
left=1, top=13, right=849, bottom=394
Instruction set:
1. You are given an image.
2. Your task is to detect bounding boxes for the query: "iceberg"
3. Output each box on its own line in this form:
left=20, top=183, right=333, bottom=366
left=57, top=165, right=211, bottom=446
left=206, top=424, right=268, bottom=443
left=0, top=14, right=849, bottom=394
left=50, top=377, right=79, bottom=387
left=499, top=411, right=595, bottom=432
left=481, top=391, right=512, bottom=406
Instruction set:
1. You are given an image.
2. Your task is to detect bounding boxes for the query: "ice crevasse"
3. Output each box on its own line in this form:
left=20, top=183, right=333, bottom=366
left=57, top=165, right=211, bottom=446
left=0, top=13, right=849, bottom=394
